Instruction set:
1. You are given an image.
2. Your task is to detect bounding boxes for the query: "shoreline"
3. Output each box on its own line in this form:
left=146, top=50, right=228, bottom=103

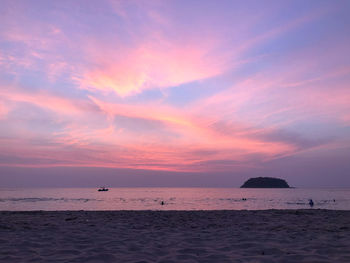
left=1, top=210, right=349, bottom=262
left=1, top=208, right=350, bottom=211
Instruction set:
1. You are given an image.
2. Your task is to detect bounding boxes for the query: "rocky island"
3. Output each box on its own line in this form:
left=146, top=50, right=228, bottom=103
left=241, top=177, right=290, bottom=188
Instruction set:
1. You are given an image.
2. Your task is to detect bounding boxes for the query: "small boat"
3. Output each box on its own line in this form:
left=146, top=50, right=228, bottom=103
left=98, top=187, right=109, bottom=192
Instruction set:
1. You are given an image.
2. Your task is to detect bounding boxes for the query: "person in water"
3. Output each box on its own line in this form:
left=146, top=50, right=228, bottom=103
left=309, top=199, right=314, bottom=207
left=161, top=201, right=164, bottom=205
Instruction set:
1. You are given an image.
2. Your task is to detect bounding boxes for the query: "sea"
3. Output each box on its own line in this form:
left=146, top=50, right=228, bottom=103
left=0, top=188, right=349, bottom=211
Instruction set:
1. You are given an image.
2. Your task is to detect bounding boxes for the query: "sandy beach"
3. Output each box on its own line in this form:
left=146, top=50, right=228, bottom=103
left=0, top=210, right=349, bottom=263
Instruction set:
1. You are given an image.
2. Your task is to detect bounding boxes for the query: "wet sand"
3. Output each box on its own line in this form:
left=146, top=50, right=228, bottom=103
left=0, top=210, right=349, bottom=262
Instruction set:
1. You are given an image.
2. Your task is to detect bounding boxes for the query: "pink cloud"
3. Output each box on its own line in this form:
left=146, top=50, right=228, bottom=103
left=0, top=134, right=294, bottom=172
left=73, top=6, right=324, bottom=98
left=0, top=102, right=9, bottom=119
left=74, top=39, right=227, bottom=96
left=0, top=87, right=303, bottom=171
left=86, top=96, right=300, bottom=164
left=0, top=88, right=97, bottom=117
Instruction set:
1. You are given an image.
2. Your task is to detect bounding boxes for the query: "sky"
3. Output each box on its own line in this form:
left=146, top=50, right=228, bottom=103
left=1, top=0, right=350, bottom=187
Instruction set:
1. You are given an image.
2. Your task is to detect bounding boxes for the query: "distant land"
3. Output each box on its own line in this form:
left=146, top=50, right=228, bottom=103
left=241, top=177, right=290, bottom=188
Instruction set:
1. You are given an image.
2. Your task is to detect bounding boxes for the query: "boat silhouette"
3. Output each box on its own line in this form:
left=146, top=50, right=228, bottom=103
left=98, top=187, right=109, bottom=192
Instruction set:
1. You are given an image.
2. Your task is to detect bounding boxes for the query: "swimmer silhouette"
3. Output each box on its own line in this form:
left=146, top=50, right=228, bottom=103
left=161, top=201, right=164, bottom=205
left=309, top=199, right=314, bottom=207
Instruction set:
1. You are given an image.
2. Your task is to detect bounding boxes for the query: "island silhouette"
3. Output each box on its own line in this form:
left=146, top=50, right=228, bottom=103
left=241, top=177, right=290, bottom=188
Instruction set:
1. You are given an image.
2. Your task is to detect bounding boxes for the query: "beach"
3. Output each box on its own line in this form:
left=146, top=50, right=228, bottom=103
left=0, top=210, right=349, bottom=262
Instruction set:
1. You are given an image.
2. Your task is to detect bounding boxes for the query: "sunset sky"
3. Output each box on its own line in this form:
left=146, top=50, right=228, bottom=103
left=1, top=0, right=350, bottom=187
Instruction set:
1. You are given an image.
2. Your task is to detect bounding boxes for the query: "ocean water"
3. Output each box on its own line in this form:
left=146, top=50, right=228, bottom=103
left=0, top=188, right=349, bottom=211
